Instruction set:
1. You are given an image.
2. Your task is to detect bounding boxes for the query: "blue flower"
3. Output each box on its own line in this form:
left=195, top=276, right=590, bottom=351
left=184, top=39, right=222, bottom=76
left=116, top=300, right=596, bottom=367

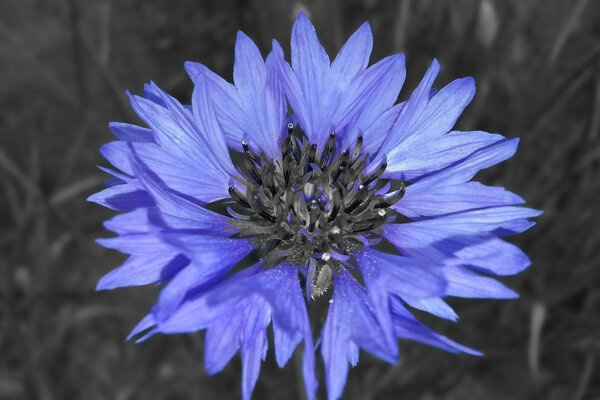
left=90, top=13, right=541, bottom=400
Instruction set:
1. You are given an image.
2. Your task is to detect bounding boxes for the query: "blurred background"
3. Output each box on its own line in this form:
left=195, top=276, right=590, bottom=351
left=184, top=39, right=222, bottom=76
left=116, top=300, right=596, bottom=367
left=1, top=0, right=599, bottom=399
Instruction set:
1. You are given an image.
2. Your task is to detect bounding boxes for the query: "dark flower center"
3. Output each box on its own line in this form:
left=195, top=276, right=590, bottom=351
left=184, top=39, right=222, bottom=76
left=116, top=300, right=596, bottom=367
left=228, top=123, right=405, bottom=297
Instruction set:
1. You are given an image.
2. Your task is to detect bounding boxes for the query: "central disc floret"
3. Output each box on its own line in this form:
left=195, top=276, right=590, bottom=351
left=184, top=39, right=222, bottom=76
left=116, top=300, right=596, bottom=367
left=229, top=123, right=405, bottom=297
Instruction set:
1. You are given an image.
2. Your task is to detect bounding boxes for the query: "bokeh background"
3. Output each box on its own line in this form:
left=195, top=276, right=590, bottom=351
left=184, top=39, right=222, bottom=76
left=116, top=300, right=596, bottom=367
left=1, top=0, right=599, bottom=399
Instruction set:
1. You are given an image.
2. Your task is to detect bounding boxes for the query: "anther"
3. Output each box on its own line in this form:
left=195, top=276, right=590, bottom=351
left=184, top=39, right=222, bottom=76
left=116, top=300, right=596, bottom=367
left=321, top=131, right=337, bottom=168
left=309, top=144, right=317, bottom=164
left=242, top=140, right=261, bottom=165
left=363, top=162, right=387, bottom=186
left=375, top=182, right=405, bottom=208
left=345, top=184, right=368, bottom=214
left=229, top=186, right=250, bottom=208
left=352, top=135, right=364, bottom=160
left=321, top=252, right=331, bottom=262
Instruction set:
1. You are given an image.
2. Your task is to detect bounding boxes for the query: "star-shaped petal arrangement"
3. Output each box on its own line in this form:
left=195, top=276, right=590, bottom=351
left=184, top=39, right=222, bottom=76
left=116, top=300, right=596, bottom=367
left=90, top=13, right=541, bottom=400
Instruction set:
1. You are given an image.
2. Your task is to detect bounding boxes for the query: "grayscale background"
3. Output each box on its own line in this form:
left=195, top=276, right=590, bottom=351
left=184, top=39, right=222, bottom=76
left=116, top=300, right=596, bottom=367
left=1, top=0, right=599, bottom=399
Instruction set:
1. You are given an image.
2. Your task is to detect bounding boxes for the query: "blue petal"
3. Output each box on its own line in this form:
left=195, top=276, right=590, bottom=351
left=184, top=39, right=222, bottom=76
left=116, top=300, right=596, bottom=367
left=272, top=39, right=312, bottom=138
left=127, top=88, right=235, bottom=200
left=129, top=142, right=232, bottom=203
left=264, top=48, right=288, bottom=150
left=241, top=328, right=268, bottom=400
left=130, top=148, right=233, bottom=231
left=231, top=32, right=286, bottom=159
left=395, top=181, right=525, bottom=218
left=158, top=270, right=272, bottom=400
left=379, top=59, right=440, bottom=152
left=321, top=270, right=396, bottom=400
left=329, top=22, right=373, bottom=88
left=385, top=220, right=533, bottom=277
left=254, top=269, right=318, bottom=400
left=238, top=267, right=308, bottom=352
left=446, top=236, right=531, bottom=276
left=381, top=65, right=476, bottom=157
left=207, top=265, right=318, bottom=399
left=142, top=82, right=166, bottom=106
left=184, top=61, right=248, bottom=149
left=234, top=31, right=267, bottom=100
left=87, top=184, right=153, bottom=211
left=150, top=234, right=252, bottom=320
left=358, top=249, right=446, bottom=299
left=154, top=265, right=214, bottom=322
left=190, top=75, right=237, bottom=174
left=323, top=22, right=375, bottom=144
left=128, top=92, right=203, bottom=160
left=443, top=265, right=519, bottom=299
left=102, top=208, right=149, bottom=235
left=414, top=206, right=542, bottom=234
left=331, top=54, right=405, bottom=150
left=97, top=233, right=167, bottom=255
left=96, top=229, right=189, bottom=290
left=100, top=141, right=134, bottom=175
left=109, top=122, right=155, bottom=143
left=186, top=38, right=287, bottom=160
left=403, top=297, right=459, bottom=322
left=384, top=131, right=504, bottom=181
left=406, top=76, right=476, bottom=142
left=273, top=321, right=303, bottom=368
left=290, top=13, right=330, bottom=143
left=207, top=294, right=272, bottom=400
left=340, top=73, right=405, bottom=153
left=391, top=299, right=482, bottom=355
left=204, top=316, right=242, bottom=374
left=384, top=206, right=542, bottom=260
left=158, top=232, right=252, bottom=265
left=358, top=249, right=446, bottom=353
left=127, top=314, right=157, bottom=342
left=97, top=253, right=187, bottom=290
left=415, top=138, right=520, bottom=186
left=158, top=265, right=261, bottom=334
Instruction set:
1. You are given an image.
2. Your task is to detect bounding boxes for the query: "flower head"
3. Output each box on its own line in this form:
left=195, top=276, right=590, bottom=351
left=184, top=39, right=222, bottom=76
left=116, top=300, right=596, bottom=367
left=90, top=13, right=541, bottom=400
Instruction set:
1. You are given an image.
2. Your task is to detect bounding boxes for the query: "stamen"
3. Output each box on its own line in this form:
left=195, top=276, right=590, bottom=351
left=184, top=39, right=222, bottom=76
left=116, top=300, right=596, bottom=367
left=363, top=162, right=387, bottom=186
left=352, top=135, right=364, bottom=160
left=228, top=186, right=250, bottom=208
left=228, top=129, right=406, bottom=298
left=320, top=131, right=336, bottom=169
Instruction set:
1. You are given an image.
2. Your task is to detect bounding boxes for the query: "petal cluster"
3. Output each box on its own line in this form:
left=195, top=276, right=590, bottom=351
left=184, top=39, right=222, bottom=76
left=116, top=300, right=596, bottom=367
left=90, top=13, right=540, bottom=400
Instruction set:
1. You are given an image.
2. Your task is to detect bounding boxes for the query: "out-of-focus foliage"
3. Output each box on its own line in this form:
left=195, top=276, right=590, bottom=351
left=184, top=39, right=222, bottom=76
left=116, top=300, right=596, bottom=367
left=0, top=0, right=599, bottom=399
